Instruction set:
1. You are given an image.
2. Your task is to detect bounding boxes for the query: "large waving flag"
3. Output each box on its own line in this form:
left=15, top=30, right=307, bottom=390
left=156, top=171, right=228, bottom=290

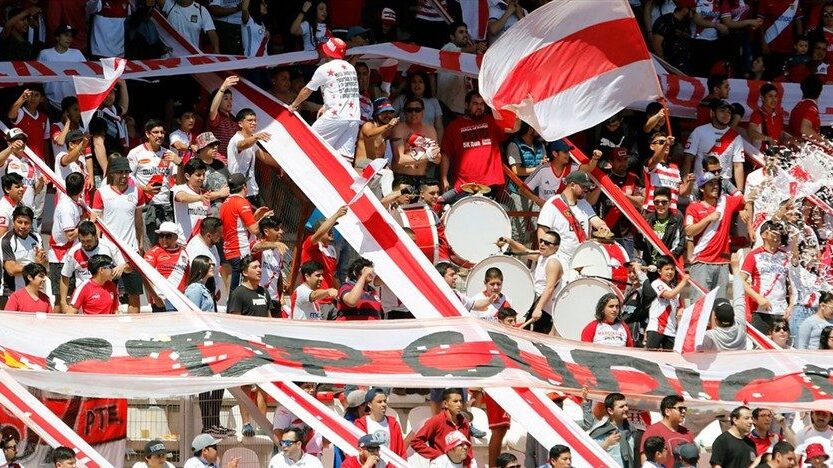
left=674, top=288, right=719, bottom=354
left=479, top=0, right=662, bottom=140
left=72, top=57, right=126, bottom=129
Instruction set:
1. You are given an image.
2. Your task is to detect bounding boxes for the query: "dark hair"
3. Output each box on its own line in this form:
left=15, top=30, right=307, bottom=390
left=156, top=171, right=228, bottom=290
left=78, top=220, right=98, bottom=237
left=707, top=73, right=728, bottom=94
left=645, top=101, right=663, bottom=116
left=282, top=426, right=305, bottom=442
left=752, top=407, right=772, bottom=419
left=300, top=260, right=324, bottom=278
left=186, top=255, right=213, bottom=287
left=730, top=405, right=751, bottom=424
left=12, top=205, right=33, bottom=222
left=447, top=21, right=467, bottom=38
left=88, top=254, right=113, bottom=276
left=403, top=96, right=424, bottom=110
left=702, top=155, right=721, bottom=169
left=441, top=388, right=463, bottom=401
left=820, top=291, right=833, bottom=305
left=60, top=96, right=78, bottom=114
left=594, top=293, right=620, bottom=322
left=484, top=267, right=503, bottom=282
left=760, top=82, right=777, bottom=98
left=604, top=392, right=626, bottom=410
left=143, top=119, right=164, bottom=134
left=801, top=74, right=824, bottom=99
left=239, top=254, right=258, bottom=278
left=660, top=394, right=684, bottom=418
left=51, top=446, right=76, bottom=465
left=258, top=215, right=281, bottom=234
left=495, top=452, right=518, bottom=468
left=654, top=186, right=672, bottom=199
left=771, top=441, right=795, bottom=457
left=271, top=66, right=291, bottom=79
left=2, top=172, right=22, bottom=192
left=541, top=230, right=561, bottom=244
left=643, top=436, right=666, bottom=461
left=465, top=90, right=482, bottom=105
left=820, top=326, right=833, bottom=350
left=174, top=104, right=196, bottom=121
left=22, top=262, right=46, bottom=285
left=65, top=172, right=85, bottom=197
left=497, top=307, right=517, bottom=321
left=347, top=257, right=373, bottom=281
left=548, top=445, right=570, bottom=460
left=182, top=157, right=207, bottom=176
left=406, top=71, right=434, bottom=99
left=201, top=217, right=223, bottom=236
left=435, top=261, right=457, bottom=277
left=354, top=61, right=369, bottom=72
left=419, top=179, right=440, bottom=192
left=247, top=0, right=268, bottom=23
left=768, top=318, right=789, bottom=335
left=302, top=1, right=328, bottom=49
left=655, top=255, right=675, bottom=272
left=235, top=108, right=256, bottom=122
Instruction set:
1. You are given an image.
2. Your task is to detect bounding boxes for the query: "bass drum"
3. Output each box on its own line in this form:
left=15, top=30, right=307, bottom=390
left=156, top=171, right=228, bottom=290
left=551, top=277, right=623, bottom=341
left=569, top=241, right=630, bottom=291
left=444, top=195, right=511, bottom=265
left=465, top=255, right=535, bottom=317
left=395, top=205, right=439, bottom=263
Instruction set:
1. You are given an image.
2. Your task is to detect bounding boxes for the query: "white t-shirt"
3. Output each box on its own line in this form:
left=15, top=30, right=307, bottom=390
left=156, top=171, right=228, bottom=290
left=169, top=129, right=192, bottom=154
left=647, top=279, right=680, bottom=337
left=36, top=47, right=86, bottom=108
left=242, top=17, right=268, bottom=57
left=55, top=150, right=88, bottom=200
left=307, top=60, right=361, bottom=121
left=48, top=195, right=82, bottom=263
left=259, top=247, right=283, bottom=301
left=208, top=0, right=242, bottom=23
left=61, top=237, right=124, bottom=283
left=268, top=453, right=323, bottom=468
left=172, top=184, right=209, bottom=244
left=299, top=21, right=328, bottom=51
left=271, top=406, right=324, bottom=455
left=428, top=456, right=464, bottom=468
left=684, top=123, right=745, bottom=182
left=363, top=416, right=391, bottom=446
left=795, top=426, right=833, bottom=460
left=227, top=132, right=259, bottom=195
left=127, top=143, right=176, bottom=206
left=588, top=321, right=630, bottom=347
left=0, top=196, right=14, bottom=230
left=525, top=164, right=575, bottom=201
left=533, top=254, right=562, bottom=313
left=161, top=0, right=215, bottom=47
left=133, top=461, right=176, bottom=468
left=290, top=283, right=323, bottom=320
left=537, top=195, right=598, bottom=263
left=92, top=183, right=144, bottom=250
left=4, top=154, right=38, bottom=208
left=183, top=457, right=217, bottom=468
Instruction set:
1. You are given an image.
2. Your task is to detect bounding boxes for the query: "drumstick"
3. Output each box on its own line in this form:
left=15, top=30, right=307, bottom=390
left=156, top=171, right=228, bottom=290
left=519, top=318, right=535, bottom=329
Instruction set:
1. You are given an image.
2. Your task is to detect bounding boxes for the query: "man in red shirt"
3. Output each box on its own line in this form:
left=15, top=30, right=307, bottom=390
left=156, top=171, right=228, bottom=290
left=208, top=76, right=239, bottom=163
left=7, top=87, right=49, bottom=162
left=684, top=171, right=746, bottom=300
left=341, top=434, right=383, bottom=468
left=748, top=83, right=785, bottom=150
left=411, top=388, right=474, bottom=467
left=143, top=221, right=190, bottom=312
left=219, top=173, right=272, bottom=290
left=45, top=0, right=89, bottom=51
left=788, top=74, right=822, bottom=142
left=747, top=408, right=793, bottom=456
left=300, top=206, right=348, bottom=316
left=640, top=395, right=694, bottom=467
left=440, top=91, right=520, bottom=194
left=68, top=254, right=119, bottom=315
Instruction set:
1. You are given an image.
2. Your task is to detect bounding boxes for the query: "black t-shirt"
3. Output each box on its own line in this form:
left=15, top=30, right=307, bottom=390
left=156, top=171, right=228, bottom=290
left=652, top=13, right=692, bottom=72
left=228, top=284, right=272, bottom=317
left=709, top=432, right=756, bottom=468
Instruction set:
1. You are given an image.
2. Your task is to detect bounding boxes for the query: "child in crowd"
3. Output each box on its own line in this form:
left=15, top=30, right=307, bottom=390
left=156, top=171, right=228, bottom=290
left=471, top=267, right=512, bottom=322
left=646, top=255, right=689, bottom=350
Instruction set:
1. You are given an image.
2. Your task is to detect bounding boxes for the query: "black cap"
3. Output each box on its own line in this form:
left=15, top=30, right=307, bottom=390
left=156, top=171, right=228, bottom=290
left=713, top=298, right=734, bottom=326
left=564, top=171, right=595, bottom=189
left=108, top=157, right=131, bottom=173
left=710, top=99, right=733, bottom=111
left=54, top=24, right=75, bottom=37
left=66, top=129, right=85, bottom=143
left=228, top=173, right=247, bottom=193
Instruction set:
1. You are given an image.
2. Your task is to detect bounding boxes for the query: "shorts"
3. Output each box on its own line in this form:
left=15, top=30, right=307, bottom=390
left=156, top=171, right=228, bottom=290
left=483, top=393, right=510, bottom=429
left=119, top=270, right=144, bottom=296
left=49, top=263, right=75, bottom=304
left=311, top=119, right=361, bottom=161
left=247, top=194, right=265, bottom=209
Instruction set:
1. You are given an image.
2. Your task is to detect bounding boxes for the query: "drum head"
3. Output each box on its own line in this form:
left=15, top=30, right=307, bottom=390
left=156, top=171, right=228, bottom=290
left=445, top=196, right=511, bottom=264
left=570, top=242, right=616, bottom=279
left=466, top=255, right=535, bottom=315
left=551, top=277, right=621, bottom=341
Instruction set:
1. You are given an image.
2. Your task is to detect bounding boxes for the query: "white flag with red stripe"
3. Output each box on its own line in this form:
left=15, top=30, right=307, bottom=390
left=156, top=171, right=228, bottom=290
left=479, top=0, right=662, bottom=141
left=72, top=57, right=126, bottom=130
left=460, top=0, right=492, bottom=40
left=349, top=158, right=388, bottom=204
left=674, top=288, right=719, bottom=354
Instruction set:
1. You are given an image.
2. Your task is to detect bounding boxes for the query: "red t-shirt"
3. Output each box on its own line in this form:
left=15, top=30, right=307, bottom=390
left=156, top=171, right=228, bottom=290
left=218, top=194, right=256, bottom=260
left=749, top=106, right=785, bottom=148
left=441, top=115, right=507, bottom=188
left=208, top=111, right=236, bottom=162
left=6, top=288, right=51, bottom=313
left=788, top=99, right=820, bottom=136
left=640, top=422, right=694, bottom=468
left=685, top=193, right=745, bottom=264
left=12, top=108, right=48, bottom=159
left=71, top=280, right=119, bottom=315
left=144, top=245, right=189, bottom=292
left=300, top=237, right=338, bottom=295
left=757, top=0, right=803, bottom=55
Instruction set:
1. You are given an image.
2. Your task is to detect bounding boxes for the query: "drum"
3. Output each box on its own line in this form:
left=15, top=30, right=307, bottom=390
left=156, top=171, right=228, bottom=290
left=551, top=277, right=622, bottom=341
left=396, top=205, right=439, bottom=263
left=444, top=195, right=511, bottom=265
left=465, top=255, right=535, bottom=317
left=569, top=241, right=631, bottom=291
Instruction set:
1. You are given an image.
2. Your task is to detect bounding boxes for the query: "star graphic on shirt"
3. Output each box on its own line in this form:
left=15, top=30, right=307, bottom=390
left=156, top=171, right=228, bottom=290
left=348, top=102, right=354, bottom=108
left=341, top=64, right=347, bottom=70
left=331, top=110, right=338, bottom=116
left=327, top=69, right=335, bottom=76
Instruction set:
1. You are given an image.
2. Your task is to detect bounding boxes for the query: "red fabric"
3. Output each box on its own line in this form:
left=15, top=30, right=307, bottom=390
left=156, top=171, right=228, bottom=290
left=580, top=320, right=634, bottom=347
left=686, top=194, right=744, bottom=264
left=300, top=237, right=337, bottom=296
left=340, top=456, right=363, bottom=468
left=749, top=106, right=785, bottom=149
left=757, top=0, right=803, bottom=55
left=45, top=0, right=89, bottom=50
left=354, top=415, right=407, bottom=463
left=748, top=429, right=782, bottom=455
left=5, top=288, right=51, bottom=313
left=98, top=0, right=131, bottom=18
left=482, top=393, right=510, bottom=429
left=550, top=196, right=586, bottom=243
left=143, top=245, right=189, bottom=292
left=328, top=0, right=364, bottom=29
left=207, top=111, right=235, bottom=162
left=640, top=422, right=694, bottom=468
left=72, top=280, right=119, bottom=315
left=441, top=115, right=507, bottom=188
left=602, top=172, right=638, bottom=229
left=788, top=98, right=820, bottom=136
left=410, top=412, right=473, bottom=466
left=13, top=110, right=48, bottom=159
left=219, top=194, right=256, bottom=260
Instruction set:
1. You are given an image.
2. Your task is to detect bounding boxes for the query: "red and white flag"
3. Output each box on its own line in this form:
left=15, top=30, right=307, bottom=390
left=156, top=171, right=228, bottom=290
left=479, top=0, right=662, bottom=141
left=674, top=288, right=719, bottom=354
left=378, top=58, right=399, bottom=95
left=349, top=158, right=388, bottom=204
left=460, top=0, right=492, bottom=40
left=72, top=57, right=126, bottom=130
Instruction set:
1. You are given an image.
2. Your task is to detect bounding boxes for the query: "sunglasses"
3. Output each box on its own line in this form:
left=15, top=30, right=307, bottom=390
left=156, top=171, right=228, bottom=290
left=772, top=325, right=789, bottom=332
left=539, top=239, right=559, bottom=247
left=404, top=107, right=424, bottom=113
left=654, top=199, right=670, bottom=206
left=674, top=406, right=688, bottom=412
left=708, top=169, right=721, bottom=175
left=159, top=232, right=177, bottom=238
left=280, top=440, right=298, bottom=447
left=505, top=465, right=522, bottom=468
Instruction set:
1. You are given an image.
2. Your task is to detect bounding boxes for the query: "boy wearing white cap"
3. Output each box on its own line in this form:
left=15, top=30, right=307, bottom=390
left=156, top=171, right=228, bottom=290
left=429, top=431, right=471, bottom=468
left=183, top=433, right=239, bottom=468
left=143, top=221, right=189, bottom=312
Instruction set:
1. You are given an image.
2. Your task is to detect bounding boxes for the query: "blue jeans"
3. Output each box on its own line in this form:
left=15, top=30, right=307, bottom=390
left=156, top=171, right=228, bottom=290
left=229, top=257, right=242, bottom=292
left=790, top=305, right=816, bottom=347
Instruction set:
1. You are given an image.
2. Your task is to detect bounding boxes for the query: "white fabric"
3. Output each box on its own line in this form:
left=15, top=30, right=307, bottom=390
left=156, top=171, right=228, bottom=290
left=259, top=247, right=283, bottom=301
left=36, top=47, right=86, bottom=108
left=91, top=15, right=127, bottom=57
left=532, top=254, right=562, bottom=313
left=307, top=60, right=361, bottom=121
left=208, top=0, right=242, bottom=24
left=47, top=195, right=82, bottom=263
left=436, top=43, right=468, bottom=114
left=61, top=237, right=124, bottom=283
left=127, top=143, right=176, bottom=206
left=310, top=119, right=360, bottom=160
left=268, top=453, right=323, bottom=468
left=242, top=17, right=267, bottom=57
left=227, top=132, right=259, bottom=195
left=647, top=278, right=680, bottom=337
left=526, top=164, right=576, bottom=201
left=169, top=129, right=191, bottom=153
left=684, top=123, right=745, bottom=182
left=537, top=195, right=597, bottom=263
left=161, top=0, right=215, bottom=47
left=291, top=283, right=323, bottom=320
left=93, top=184, right=142, bottom=250
left=4, top=154, right=38, bottom=207
left=299, top=21, right=327, bottom=51
left=172, top=184, right=209, bottom=244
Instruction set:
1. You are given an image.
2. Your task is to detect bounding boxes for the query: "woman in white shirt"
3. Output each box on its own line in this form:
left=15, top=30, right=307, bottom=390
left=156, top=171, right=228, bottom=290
left=393, top=71, right=444, bottom=142
left=290, top=0, right=329, bottom=52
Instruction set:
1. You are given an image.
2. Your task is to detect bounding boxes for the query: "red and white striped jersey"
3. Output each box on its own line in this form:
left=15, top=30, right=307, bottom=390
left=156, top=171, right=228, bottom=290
left=218, top=194, right=255, bottom=260
left=742, top=246, right=789, bottom=315
left=648, top=279, right=681, bottom=337
left=685, top=193, right=744, bottom=264
left=126, top=143, right=176, bottom=206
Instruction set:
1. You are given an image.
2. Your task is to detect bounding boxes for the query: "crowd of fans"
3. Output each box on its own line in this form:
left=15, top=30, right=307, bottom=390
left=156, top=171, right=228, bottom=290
left=0, top=0, right=832, bottom=467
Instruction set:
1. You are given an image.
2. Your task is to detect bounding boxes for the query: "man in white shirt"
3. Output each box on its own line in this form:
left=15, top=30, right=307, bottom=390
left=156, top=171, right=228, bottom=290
left=36, top=24, right=86, bottom=112
left=157, top=0, right=219, bottom=53
left=429, top=431, right=470, bottom=468
left=795, top=410, right=833, bottom=456
left=683, top=99, right=746, bottom=191
left=289, top=37, right=361, bottom=162
left=173, top=158, right=227, bottom=244
left=268, top=427, right=323, bottom=468
left=185, top=216, right=224, bottom=303
left=60, top=220, right=127, bottom=313
left=227, top=108, right=276, bottom=207
left=183, top=433, right=238, bottom=468
left=291, top=260, right=337, bottom=320
left=49, top=172, right=84, bottom=313
left=537, top=171, right=610, bottom=264
left=132, top=440, right=176, bottom=468
left=436, top=22, right=482, bottom=116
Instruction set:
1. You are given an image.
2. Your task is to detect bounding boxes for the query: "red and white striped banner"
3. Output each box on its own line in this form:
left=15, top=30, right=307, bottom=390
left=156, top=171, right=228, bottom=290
left=674, top=289, right=719, bottom=354
left=459, top=0, right=492, bottom=40
left=479, top=0, right=662, bottom=141
left=72, top=57, right=126, bottom=130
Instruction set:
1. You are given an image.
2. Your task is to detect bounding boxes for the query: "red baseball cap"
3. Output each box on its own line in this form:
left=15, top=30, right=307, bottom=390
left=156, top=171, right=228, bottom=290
left=321, top=37, right=347, bottom=59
